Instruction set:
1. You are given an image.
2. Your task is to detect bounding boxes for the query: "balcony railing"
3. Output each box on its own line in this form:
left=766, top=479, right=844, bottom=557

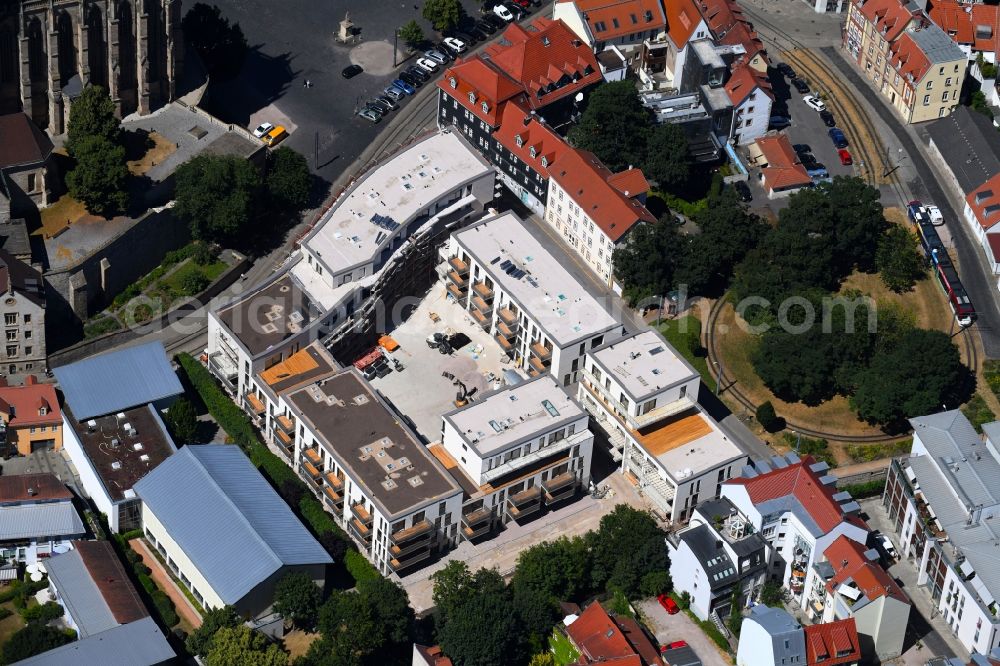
left=208, top=353, right=238, bottom=388
left=462, top=506, right=492, bottom=527
left=497, top=321, right=516, bottom=339
left=390, top=519, right=434, bottom=545
left=481, top=431, right=587, bottom=485
left=246, top=393, right=265, bottom=415
left=495, top=334, right=513, bottom=351
left=463, top=522, right=492, bottom=540
left=325, top=472, right=344, bottom=491
left=447, top=283, right=467, bottom=301
left=543, top=471, right=577, bottom=504
left=323, top=486, right=343, bottom=505
left=389, top=547, right=432, bottom=572
left=300, top=461, right=322, bottom=482
left=580, top=368, right=694, bottom=430
left=507, top=486, right=543, bottom=521
left=447, top=270, right=468, bottom=288
left=473, top=282, right=494, bottom=300
left=350, top=517, right=372, bottom=542
left=351, top=503, right=373, bottom=525
left=449, top=256, right=469, bottom=275
left=471, top=308, right=490, bottom=328
left=498, top=308, right=517, bottom=327
left=529, top=342, right=552, bottom=361
left=303, top=448, right=322, bottom=465
left=275, top=429, right=293, bottom=449
left=472, top=295, right=493, bottom=314
left=529, top=356, right=548, bottom=373
left=276, top=415, right=295, bottom=434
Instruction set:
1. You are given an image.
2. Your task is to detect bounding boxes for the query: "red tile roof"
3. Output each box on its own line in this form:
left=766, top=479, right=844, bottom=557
left=557, top=0, right=666, bottom=43
left=666, top=0, right=705, bottom=49
left=726, top=455, right=848, bottom=533
left=925, top=0, right=1000, bottom=52
left=0, top=378, right=61, bottom=429
left=74, top=540, right=150, bottom=625
left=614, top=615, right=665, bottom=666
left=607, top=168, right=651, bottom=197
left=494, top=103, right=569, bottom=179
left=0, top=113, right=53, bottom=169
left=803, top=618, right=861, bottom=666
left=753, top=135, right=812, bottom=193
left=697, top=0, right=766, bottom=60
left=566, top=602, right=644, bottom=665
left=550, top=148, right=656, bottom=242
left=0, top=473, right=72, bottom=503
left=415, top=645, right=454, bottom=666
left=966, top=173, right=1000, bottom=231
left=888, top=31, right=934, bottom=82
left=485, top=18, right=603, bottom=110
left=725, top=60, right=774, bottom=105
left=855, top=0, right=921, bottom=43
left=438, top=57, right=525, bottom=127
left=823, top=535, right=910, bottom=604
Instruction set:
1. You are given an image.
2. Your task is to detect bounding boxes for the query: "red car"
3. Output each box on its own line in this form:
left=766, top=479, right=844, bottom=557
left=657, top=594, right=679, bottom=614
left=510, top=0, right=530, bottom=7
left=660, top=641, right=688, bottom=653
left=838, top=149, right=853, bottom=165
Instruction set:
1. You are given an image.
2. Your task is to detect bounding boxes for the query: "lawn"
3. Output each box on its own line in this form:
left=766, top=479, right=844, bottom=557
left=656, top=315, right=716, bottom=393
left=549, top=628, right=580, bottom=666
left=0, top=601, right=24, bottom=645
left=37, top=193, right=91, bottom=238
left=160, top=260, right=227, bottom=296
left=126, top=131, right=176, bottom=176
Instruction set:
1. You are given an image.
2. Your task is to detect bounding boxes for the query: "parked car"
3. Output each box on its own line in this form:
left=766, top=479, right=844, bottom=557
left=252, top=122, right=274, bottom=138
left=477, top=17, right=500, bottom=33
left=368, top=98, right=393, bottom=113
left=876, top=532, right=898, bottom=560
left=803, top=95, right=826, bottom=112
left=838, top=148, right=853, bottom=165
left=807, top=165, right=829, bottom=179
left=768, top=115, right=791, bottom=129
left=828, top=127, right=848, bottom=148
left=733, top=180, right=752, bottom=202
left=443, top=36, right=467, bottom=53
left=451, top=31, right=477, bottom=45
left=262, top=126, right=287, bottom=146
left=776, top=62, right=796, bottom=78
left=425, top=49, right=449, bottom=64
left=405, top=66, right=430, bottom=82
left=377, top=95, right=399, bottom=111
left=820, top=109, right=836, bottom=127
left=341, top=64, right=364, bottom=79
left=493, top=4, right=515, bottom=21
left=510, top=0, right=530, bottom=8
left=660, top=641, right=689, bottom=651
left=657, top=594, right=680, bottom=615
left=416, top=57, right=439, bottom=73
left=792, top=143, right=812, bottom=156
left=469, top=24, right=491, bottom=40
left=382, top=86, right=404, bottom=101
left=392, top=79, right=415, bottom=95
left=358, top=108, right=381, bottom=123
left=791, top=77, right=810, bottom=94
left=399, top=72, right=422, bottom=88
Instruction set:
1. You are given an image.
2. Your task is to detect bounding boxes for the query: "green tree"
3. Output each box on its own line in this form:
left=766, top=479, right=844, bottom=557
left=644, top=124, right=689, bottom=191
left=612, top=221, right=681, bottom=305
left=759, top=581, right=784, bottom=606
left=753, top=324, right=848, bottom=405
left=510, top=536, right=591, bottom=603
left=569, top=81, right=652, bottom=173
left=422, top=0, right=462, bottom=31
left=588, top=506, right=669, bottom=599
left=756, top=401, right=781, bottom=432
left=174, top=154, right=261, bottom=242
left=181, top=270, right=211, bottom=295
left=877, top=225, right=925, bottom=292
left=205, top=625, right=288, bottom=666
left=970, top=90, right=994, bottom=119
left=182, top=3, right=248, bottom=80
left=266, top=147, right=312, bottom=213
left=851, top=328, right=972, bottom=431
left=399, top=20, right=425, bottom=48
left=2, top=624, right=73, bottom=663
left=530, top=654, right=557, bottom=666
left=273, top=572, right=322, bottom=630
left=186, top=605, right=241, bottom=657
left=66, top=85, right=119, bottom=156
left=66, top=135, right=129, bottom=216
left=435, top=568, right=521, bottom=666
left=355, top=576, right=414, bottom=650
left=430, top=561, right=472, bottom=621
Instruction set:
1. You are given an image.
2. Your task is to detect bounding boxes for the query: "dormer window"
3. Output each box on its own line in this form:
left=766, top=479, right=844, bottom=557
left=468, top=91, right=476, bottom=104
left=516, top=135, right=524, bottom=147
left=38, top=406, right=46, bottom=416
left=541, top=156, right=549, bottom=167
left=450, top=77, right=457, bottom=89
left=530, top=146, right=537, bottom=158
left=481, top=101, right=489, bottom=114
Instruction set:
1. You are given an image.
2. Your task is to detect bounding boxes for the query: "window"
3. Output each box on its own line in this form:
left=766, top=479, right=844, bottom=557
left=3, top=315, right=14, bottom=326
left=926, top=80, right=933, bottom=89
left=24, top=347, right=30, bottom=356
left=5, top=346, right=16, bottom=357
left=27, top=173, right=36, bottom=192
left=941, top=91, right=949, bottom=102
left=481, top=101, right=489, bottom=114
left=923, top=94, right=930, bottom=105
left=449, top=77, right=457, bottom=89
left=4, top=330, right=14, bottom=342
left=945, top=77, right=952, bottom=86
left=22, top=315, right=29, bottom=324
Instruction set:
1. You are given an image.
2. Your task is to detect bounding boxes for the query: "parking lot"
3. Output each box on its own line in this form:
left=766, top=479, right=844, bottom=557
left=370, top=285, right=520, bottom=441
left=635, top=598, right=729, bottom=666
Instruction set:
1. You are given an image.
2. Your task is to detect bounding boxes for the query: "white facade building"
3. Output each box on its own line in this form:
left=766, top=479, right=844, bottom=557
left=442, top=212, right=625, bottom=386
left=576, top=330, right=747, bottom=523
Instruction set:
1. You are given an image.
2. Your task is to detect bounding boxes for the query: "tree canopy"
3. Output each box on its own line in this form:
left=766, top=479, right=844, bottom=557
left=266, top=147, right=312, bottom=213
left=182, top=3, right=248, bottom=80
left=66, top=135, right=130, bottom=217
left=399, top=20, right=425, bottom=48
left=205, top=625, right=288, bottom=666
left=66, top=85, right=119, bottom=156
left=644, top=124, right=690, bottom=189
left=877, top=225, right=925, bottom=293
left=186, top=605, right=241, bottom=657
left=165, top=397, right=198, bottom=444
left=174, top=154, right=261, bottom=242
left=587, top=505, right=670, bottom=598
left=433, top=565, right=522, bottom=666
left=273, top=571, right=322, bottom=630
left=422, top=0, right=462, bottom=31
left=2, top=624, right=73, bottom=663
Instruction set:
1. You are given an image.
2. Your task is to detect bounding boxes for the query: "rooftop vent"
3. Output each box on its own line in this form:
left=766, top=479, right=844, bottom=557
left=132, top=443, right=143, bottom=451
left=140, top=454, right=150, bottom=463
left=111, top=461, right=122, bottom=470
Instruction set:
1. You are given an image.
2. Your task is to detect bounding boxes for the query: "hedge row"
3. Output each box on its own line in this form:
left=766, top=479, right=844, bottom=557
left=839, top=479, right=886, bottom=499
left=0, top=579, right=48, bottom=605
left=116, top=536, right=180, bottom=628
left=21, top=601, right=63, bottom=624
left=175, top=354, right=379, bottom=585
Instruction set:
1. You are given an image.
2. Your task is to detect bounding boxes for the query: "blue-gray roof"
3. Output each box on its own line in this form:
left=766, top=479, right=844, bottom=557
left=134, top=445, right=332, bottom=605
left=11, top=616, right=175, bottom=666
left=44, top=548, right=118, bottom=638
left=54, top=341, right=183, bottom=421
left=0, top=502, right=84, bottom=542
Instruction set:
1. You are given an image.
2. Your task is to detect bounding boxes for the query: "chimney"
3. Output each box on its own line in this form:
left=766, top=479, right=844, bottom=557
left=27, top=487, right=36, bottom=497
left=23, top=375, right=36, bottom=386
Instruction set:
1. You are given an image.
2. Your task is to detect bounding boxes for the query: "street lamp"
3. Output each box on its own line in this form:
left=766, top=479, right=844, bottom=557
left=713, top=360, right=723, bottom=396
left=393, top=28, right=399, bottom=67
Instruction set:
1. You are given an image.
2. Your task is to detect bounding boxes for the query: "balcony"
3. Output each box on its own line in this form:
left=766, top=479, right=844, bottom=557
left=276, top=415, right=295, bottom=434
left=507, top=486, right=543, bottom=521
left=303, top=448, right=322, bottom=465
left=351, top=503, right=373, bottom=526
left=324, top=472, right=344, bottom=492
left=449, top=256, right=469, bottom=275
left=246, top=393, right=265, bottom=415
left=275, top=428, right=293, bottom=452
left=390, top=519, right=434, bottom=546
left=580, top=368, right=694, bottom=431
left=543, top=471, right=577, bottom=504
left=389, top=546, right=432, bottom=572
left=472, top=295, right=493, bottom=314
left=471, top=308, right=490, bottom=329
left=498, top=308, right=517, bottom=327
left=529, top=342, right=552, bottom=361
left=497, top=320, right=516, bottom=339
left=447, top=270, right=468, bottom=288
left=323, top=486, right=343, bottom=506
left=447, top=283, right=467, bottom=301
left=208, top=352, right=238, bottom=389
left=528, top=367, right=540, bottom=377
left=300, top=461, right=322, bottom=483
left=529, top=356, right=548, bottom=373
left=350, top=517, right=372, bottom=543
left=473, top=282, right=494, bottom=300
left=495, top=334, right=513, bottom=352
left=461, top=506, right=493, bottom=539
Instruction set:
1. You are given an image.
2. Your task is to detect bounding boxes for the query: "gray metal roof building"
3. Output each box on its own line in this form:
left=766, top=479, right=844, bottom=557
left=46, top=547, right=121, bottom=638
left=925, top=106, right=1000, bottom=194
left=0, top=502, right=84, bottom=543
left=134, top=444, right=332, bottom=606
left=11, top=616, right=174, bottom=665
left=53, top=341, right=183, bottom=422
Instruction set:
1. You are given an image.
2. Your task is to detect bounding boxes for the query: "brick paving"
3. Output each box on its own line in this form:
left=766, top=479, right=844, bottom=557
left=130, top=538, right=203, bottom=629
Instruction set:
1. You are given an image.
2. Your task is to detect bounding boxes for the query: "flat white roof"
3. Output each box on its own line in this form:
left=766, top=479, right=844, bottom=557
left=454, top=212, right=620, bottom=346
left=444, top=375, right=584, bottom=456
left=303, top=130, right=491, bottom=276
left=590, top=330, right=699, bottom=401
left=633, top=409, right=744, bottom=481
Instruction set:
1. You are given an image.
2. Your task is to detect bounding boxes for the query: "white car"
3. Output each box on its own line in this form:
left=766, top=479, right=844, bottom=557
left=803, top=95, right=826, bottom=112
left=443, top=36, right=467, bottom=53
left=415, top=57, right=439, bottom=73
left=877, top=533, right=898, bottom=560
left=252, top=122, right=274, bottom=138
left=926, top=205, right=943, bottom=225
left=493, top=4, right=514, bottom=21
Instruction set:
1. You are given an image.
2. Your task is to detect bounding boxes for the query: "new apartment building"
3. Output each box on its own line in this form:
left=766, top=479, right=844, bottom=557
left=442, top=212, right=625, bottom=386
left=207, top=130, right=494, bottom=400
left=883, top=410, right=1000, bottom=655
left=576, top=330, right=746, bottom=523
left=436, top=375, right=594, bottom=536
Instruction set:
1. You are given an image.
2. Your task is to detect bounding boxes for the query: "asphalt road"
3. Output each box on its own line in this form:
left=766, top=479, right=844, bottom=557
left=822, top=47, right=1000, bottom=358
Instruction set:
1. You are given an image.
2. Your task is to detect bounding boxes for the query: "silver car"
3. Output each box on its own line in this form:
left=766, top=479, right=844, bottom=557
left=358, top=108, right=381, bottom=123
left=383, top=86, right=405, bottom=101
left=425, top=49, right=449, bottom=64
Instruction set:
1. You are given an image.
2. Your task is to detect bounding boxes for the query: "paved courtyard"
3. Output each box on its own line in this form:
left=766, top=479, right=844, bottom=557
left=370, top=285, right=519, bottom=441
left=636, top=598, right=730, bottom=666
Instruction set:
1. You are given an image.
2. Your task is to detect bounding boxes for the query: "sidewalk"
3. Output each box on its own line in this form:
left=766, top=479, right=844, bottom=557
left=130, top=538, right=203, bottom=629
